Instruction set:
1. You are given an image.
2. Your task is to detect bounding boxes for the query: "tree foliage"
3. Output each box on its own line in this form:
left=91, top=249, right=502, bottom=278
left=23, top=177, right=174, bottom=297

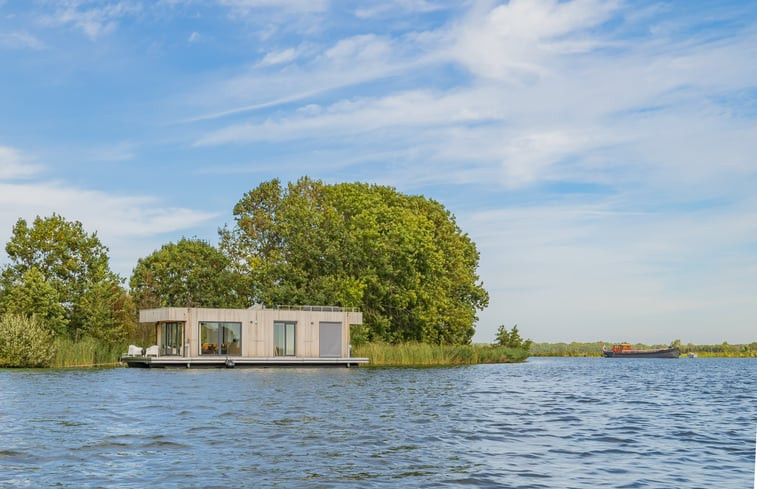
left=220, top=177, right=489, bottom=344
left=0, top=267, right=68, bottom=336
left=130, top=238, right=244, bottom=309
left=495, top=324, right=532, bottom=351
left=0, top=214, right=129, bottom=343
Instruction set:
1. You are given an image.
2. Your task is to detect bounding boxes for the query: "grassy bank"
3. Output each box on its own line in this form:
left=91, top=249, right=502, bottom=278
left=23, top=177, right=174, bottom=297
left=351, top=342, right=529, bottom=366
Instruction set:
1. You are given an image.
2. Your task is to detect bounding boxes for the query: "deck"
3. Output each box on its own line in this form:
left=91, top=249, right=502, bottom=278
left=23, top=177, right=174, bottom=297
left=120, top=355, right=369, bottom=368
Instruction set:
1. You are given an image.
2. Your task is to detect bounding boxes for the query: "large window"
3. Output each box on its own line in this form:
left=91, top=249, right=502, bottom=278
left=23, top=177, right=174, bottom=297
left=200, top=322, right=242, bottom=355
left=274, top=321, right=296, bottom=356
left=161, top=322, right=183, bottom=356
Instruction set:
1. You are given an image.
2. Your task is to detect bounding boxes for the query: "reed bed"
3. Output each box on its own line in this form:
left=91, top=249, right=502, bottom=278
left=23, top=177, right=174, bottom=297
left=352, top=342, right=529, bottom=366
left=50, top=337, right=123, bottom=368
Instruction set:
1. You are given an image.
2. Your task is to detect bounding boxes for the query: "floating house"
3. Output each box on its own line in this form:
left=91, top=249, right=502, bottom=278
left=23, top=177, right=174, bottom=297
left=121, top=305, right=368, bottom=368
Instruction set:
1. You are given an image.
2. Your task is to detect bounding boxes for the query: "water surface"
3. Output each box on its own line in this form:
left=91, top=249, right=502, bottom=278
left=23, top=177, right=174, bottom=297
left=0, top=357, right=754, bottom=488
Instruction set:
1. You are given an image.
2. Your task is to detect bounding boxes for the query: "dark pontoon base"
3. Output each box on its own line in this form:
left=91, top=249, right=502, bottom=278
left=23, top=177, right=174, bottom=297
left=120, top=356, right=369, bottom=368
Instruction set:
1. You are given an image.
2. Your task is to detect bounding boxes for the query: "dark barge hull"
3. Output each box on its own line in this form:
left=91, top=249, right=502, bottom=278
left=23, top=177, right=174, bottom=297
left=602, top=347, right=680, bottom=358
left=120, top=356, right=369, bottom=368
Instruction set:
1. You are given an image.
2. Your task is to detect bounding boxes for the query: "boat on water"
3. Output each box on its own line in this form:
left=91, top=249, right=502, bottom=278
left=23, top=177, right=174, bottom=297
left=602, top=343, right=680, bottom=358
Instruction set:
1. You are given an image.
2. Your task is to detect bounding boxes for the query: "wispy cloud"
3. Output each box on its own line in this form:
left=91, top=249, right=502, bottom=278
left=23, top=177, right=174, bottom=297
left=191, top=0, right=757, bottom=194
left=354, top=0, right=443, bottom=19
left=0, top=146, right=218, bottom=276
left=0, top=31, right=46, bottom=50
left=42, top=1, right=142, bottom=40
left=259, top=47, right=297, bottom=66
left=181, top=32, right=440, bottom=122
left=449, top=0, right=621, bottom=82
left=216, top=0, right=328, bottom=14
left=0, top=146, right=43, bottom=180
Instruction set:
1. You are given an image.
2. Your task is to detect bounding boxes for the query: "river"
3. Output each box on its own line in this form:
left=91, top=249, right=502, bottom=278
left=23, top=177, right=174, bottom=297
left=0, top=357, right=755, bottom=488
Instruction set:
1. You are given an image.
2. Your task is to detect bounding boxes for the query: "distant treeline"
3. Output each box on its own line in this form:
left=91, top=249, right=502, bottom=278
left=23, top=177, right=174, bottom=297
left=530, top=341, right=757, bottom=358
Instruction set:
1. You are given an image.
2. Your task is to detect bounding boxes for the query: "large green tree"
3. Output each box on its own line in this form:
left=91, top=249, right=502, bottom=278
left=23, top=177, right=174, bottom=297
left=0, top=267, right=68, bottom=336
left=130, top=238, right=244, bottom=309
left=219, top=177, right=489, bottom=344
left=0, top=214, right=129, bottom=342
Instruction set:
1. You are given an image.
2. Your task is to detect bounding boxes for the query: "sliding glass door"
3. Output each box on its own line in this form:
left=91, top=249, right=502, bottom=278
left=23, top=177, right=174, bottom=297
left=161, top=322, right=183, bottom=356
left=274, top=321, right=296, bottom=356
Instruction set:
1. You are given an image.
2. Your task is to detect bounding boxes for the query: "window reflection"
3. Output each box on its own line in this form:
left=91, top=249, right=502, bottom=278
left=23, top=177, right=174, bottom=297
left=200, top=322, right=241, bottom=355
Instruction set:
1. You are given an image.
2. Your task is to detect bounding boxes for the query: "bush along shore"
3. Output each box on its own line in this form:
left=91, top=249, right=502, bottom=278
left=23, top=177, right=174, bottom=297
left=351, top=342, right=530, bottom=366
left=0, top=314, right=136, bottom=368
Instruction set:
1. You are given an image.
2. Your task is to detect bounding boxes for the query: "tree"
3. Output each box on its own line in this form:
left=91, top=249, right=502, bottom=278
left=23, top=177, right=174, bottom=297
left=495, top=324, right=532, bottom=350
left=130, top=238, right=245, bottom=309
left=0, top=267, right=68, bottom=336
left=220, top=177, right=489, bottom=344
left=0, top=214, right=129, bottom=343
left=78, top=280, right=135, bottom=344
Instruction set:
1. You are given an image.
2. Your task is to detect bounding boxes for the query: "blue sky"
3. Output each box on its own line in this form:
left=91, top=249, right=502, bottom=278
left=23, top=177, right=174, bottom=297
left=1, top=0, right=755, bottom=344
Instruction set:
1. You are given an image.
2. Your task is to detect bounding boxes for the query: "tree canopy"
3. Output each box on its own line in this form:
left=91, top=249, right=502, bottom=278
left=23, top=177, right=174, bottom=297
left=130, top=238, right=244, bottom=309
left=0, top=214, right=129, bottom=343
left=220, top=177, right=489, bottom=344
left=495, top=324, right=532, bottom=351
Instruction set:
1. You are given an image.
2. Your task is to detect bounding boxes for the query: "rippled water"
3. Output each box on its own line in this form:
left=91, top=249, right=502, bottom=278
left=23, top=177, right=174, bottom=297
left=0, top=358, right=755, bottom=488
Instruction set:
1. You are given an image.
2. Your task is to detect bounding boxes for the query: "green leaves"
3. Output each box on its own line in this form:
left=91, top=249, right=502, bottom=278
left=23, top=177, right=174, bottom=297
left=221, top=177, right=489, bottom=344
left=129, top=238, right=245, bottom=309
left=0, top=267, right=68, bottom=336
left=495, top=324, right=532, bottom=351
left=0, top=214, right=128, bottom=344
left=0, top=314, right=56, bottom=367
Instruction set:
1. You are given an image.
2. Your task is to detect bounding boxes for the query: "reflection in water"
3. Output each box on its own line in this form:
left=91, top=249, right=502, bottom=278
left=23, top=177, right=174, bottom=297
left=0, top=358, right=755, bottom=488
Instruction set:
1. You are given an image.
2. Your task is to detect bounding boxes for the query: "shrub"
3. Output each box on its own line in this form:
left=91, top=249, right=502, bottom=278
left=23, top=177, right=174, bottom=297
left=0, top=314, right=56, bottom=367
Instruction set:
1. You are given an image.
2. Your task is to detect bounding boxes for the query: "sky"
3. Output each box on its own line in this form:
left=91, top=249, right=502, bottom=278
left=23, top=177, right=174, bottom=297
left=1, top=0, right=755, bottom=344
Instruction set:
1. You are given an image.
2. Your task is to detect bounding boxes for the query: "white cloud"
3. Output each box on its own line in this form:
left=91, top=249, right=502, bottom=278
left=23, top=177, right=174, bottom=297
left=450, top=0, right=620, bottom=81
left=322, top=34, right=393, bottom=65
left=259, top=47, right=296, bottom=66
left=0, top=146, right=43, bottom=180
left=182, top=33, right=436, bottom=123
left=0, top=147, right=219, bottom=278
left=217, top=0, right=328, bottom=14
left=194, top=0, right=757, bottom=194
left=354, top=0, right=445, bottom=19
left=0, top=31, right=46, bottom=50
left=188, top=31, right=200, bottom=43
left=43, top=1, right=142, bottom=40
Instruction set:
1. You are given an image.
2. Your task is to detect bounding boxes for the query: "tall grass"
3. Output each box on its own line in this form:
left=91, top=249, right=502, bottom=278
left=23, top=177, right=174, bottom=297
left=50, top=337, right=124, bottom=368
left=352, top=342, right=529, bottom=366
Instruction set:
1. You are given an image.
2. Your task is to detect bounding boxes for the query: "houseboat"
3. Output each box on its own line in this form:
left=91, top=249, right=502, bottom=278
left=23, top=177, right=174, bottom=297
left=120, top=305, right=368, bottom=368
left=602, top=343, right=680, bottom=358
